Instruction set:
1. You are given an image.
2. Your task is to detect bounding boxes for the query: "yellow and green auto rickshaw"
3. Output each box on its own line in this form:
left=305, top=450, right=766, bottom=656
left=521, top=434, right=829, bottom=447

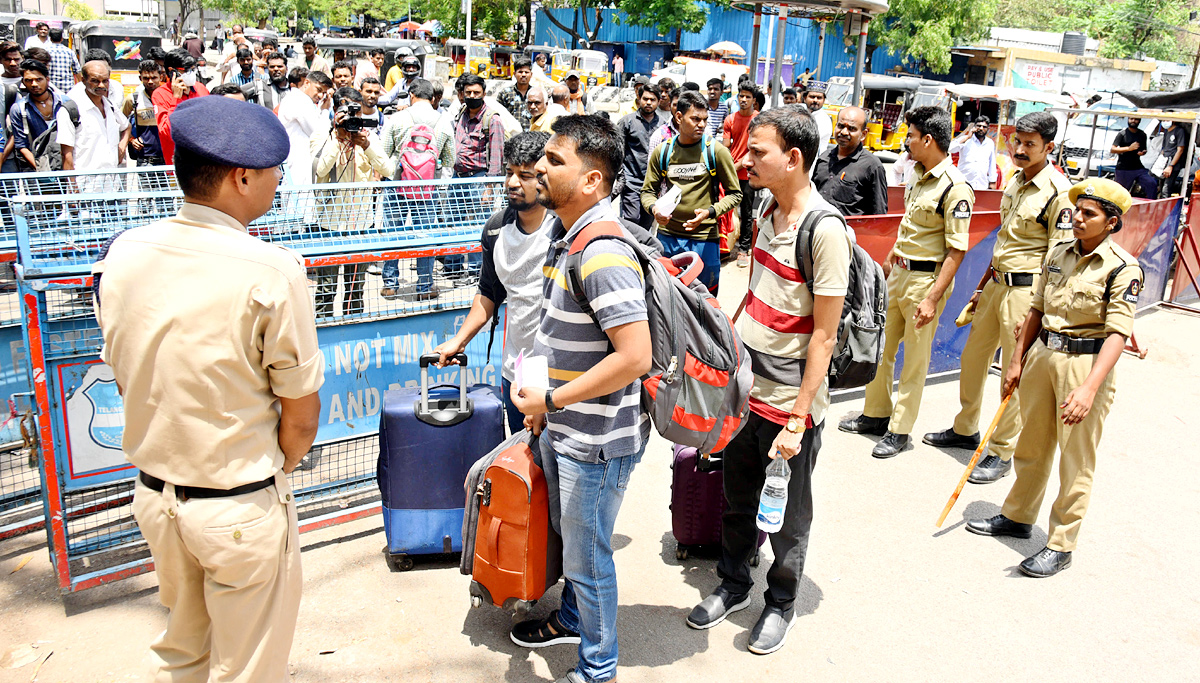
left=445, top=39, right=490, bottom=78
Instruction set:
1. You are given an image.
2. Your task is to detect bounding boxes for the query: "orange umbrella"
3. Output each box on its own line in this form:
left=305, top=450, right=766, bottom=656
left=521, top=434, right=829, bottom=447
left=397, top=21, right=422, bottom=32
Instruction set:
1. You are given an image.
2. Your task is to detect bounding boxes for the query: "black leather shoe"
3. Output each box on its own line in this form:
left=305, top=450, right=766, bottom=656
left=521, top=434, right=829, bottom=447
left=965, top=514, right=1032, bottom=539
left=968, top=454, right=1013, bottom=484
left=686, top=586, right=750, bottom=630
left=838, top=413, right=889, bottom=436
left=871, top=431, right=911, bottom=458
left=1019, top=547, right=1072, bottom=577
left=922, top=427, right=980, bottom=450
left=747, top=605, right=797, bottom=655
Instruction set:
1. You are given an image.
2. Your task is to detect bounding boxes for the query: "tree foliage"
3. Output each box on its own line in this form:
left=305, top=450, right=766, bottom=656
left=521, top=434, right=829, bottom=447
left=872, top=0, right=998, bottom=73
left=992, top=0, right=1193, bottom=61
left=410, top=0, right=525, bottom=40
left=615, top=0, right=709, bottom=37
left=62, top=0, right=97, bottom=21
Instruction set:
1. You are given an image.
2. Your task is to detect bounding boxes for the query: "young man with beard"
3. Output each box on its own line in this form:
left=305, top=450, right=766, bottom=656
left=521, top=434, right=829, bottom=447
left=498, top=56, right=536, bottom=130
left=802, top=85, right=831, bottom=158
left=615, top=85, right=663, bottom=228
left=433, top=132, right=556, bottom=430
left=923, top=111, right=1073, bottom=483
left=507, top=114, right=652, bottom=683
left=358, top=77, right=385, bottom=128
left=686, top=104, right=850, bottom=655
left=949, top=116, right=997, bottom=191
left=153, top=49, right=210, bottom=164
left=253, top=53, right=291, bottom=110
left=227, top=47, right=266, bottom=87
left=840, top=106, right=973, bottom=457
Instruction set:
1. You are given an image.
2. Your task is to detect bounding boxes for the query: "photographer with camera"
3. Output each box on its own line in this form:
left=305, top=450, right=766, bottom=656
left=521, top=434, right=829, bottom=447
left=310, top=86, right=393, bottom=319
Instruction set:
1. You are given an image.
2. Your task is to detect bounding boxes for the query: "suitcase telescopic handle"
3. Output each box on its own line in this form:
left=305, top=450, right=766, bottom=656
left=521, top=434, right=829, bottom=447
left=417, top=352, right=474, bottom=426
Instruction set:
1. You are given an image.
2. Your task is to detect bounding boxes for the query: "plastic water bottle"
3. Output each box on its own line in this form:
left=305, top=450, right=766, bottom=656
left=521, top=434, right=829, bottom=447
left=756, top=456, right=791, bottom=533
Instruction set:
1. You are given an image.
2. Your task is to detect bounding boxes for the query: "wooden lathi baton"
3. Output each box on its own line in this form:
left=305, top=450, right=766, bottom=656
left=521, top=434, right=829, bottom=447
left=936, top=393, right=1013, bottom=528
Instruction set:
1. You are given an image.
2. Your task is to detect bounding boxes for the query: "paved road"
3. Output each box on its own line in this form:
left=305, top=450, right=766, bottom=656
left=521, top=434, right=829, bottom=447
left=2, top=261, right=1198, bottom=682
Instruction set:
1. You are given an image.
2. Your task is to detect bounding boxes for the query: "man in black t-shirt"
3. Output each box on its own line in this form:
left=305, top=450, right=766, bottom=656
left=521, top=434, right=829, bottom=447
left=1111, top=117, right=1157, bottom=199
left=1159, top=119, right=1188, bottom=197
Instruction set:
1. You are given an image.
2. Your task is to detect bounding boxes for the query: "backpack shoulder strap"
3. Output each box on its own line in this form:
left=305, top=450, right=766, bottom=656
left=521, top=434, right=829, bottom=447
left=795, top=209, right=845, bottom=295
left=61, top=99, right=80, bottom=127
left=565, top=220, right=644, bottom=319
left=702, top=135, right=716, bottom=177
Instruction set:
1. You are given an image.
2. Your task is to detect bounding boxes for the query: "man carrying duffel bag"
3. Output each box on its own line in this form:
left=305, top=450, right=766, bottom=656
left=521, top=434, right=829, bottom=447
left=507, top=114, right=653, bottom=683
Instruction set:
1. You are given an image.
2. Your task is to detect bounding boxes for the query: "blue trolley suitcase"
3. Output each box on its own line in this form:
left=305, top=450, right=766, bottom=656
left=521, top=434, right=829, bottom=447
left=378, top=353, right=505, bottom=571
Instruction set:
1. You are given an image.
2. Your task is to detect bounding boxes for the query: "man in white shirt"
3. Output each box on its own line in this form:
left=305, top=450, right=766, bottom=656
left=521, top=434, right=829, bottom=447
left=59, top=60, right=130, bottom=196
left=803, top=84, right=832, bottom=158
left=948, top=116, right=997, bottom=190
left=276, top=70, right=332, bottom=185
left=24, top=22, right=51, bottom=51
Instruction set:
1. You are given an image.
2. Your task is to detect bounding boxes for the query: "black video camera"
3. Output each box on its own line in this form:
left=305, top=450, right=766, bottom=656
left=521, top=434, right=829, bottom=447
left=333, top=93, right=378, bottom=133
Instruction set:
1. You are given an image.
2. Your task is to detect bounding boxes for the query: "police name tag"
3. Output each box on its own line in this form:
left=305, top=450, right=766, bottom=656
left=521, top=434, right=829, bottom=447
left=952, top=200, right=971, bottom=220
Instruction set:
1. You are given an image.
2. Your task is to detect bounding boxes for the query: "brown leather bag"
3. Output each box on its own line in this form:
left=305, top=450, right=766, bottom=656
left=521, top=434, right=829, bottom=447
left=468, top=440, right=562, bottom=614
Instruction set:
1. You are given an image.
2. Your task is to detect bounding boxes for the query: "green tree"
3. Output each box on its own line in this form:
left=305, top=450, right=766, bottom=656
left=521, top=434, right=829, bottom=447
left=991, top=0, right=1193, bottom=62
left=614, top=0, right=710, bottom=38
left=62, top=0, right=97, bottom=21
left=410, top=0, right=524, bottom=40
left=202, top=0, right=294, bottom=29
left=872, top=0, right=997, bottom=73
left=538, top=0, right=607, bottom=47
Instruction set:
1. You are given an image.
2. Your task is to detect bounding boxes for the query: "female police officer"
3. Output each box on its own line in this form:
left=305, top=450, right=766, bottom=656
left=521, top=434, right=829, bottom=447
left=965, top=178, right=1142, bottom=578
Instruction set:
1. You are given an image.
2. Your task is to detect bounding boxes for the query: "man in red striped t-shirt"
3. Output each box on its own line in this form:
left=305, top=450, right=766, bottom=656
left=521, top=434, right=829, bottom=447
left=685, top=106, right=851, bottom=656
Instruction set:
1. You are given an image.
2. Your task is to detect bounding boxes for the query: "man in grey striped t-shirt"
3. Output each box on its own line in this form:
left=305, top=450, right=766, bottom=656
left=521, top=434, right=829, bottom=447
left=508, top=114, right=652, bottom=683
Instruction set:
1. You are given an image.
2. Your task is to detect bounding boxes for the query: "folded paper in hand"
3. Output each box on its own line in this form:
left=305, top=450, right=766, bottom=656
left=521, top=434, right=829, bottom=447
left=654, top=185, right=682, bottom=217
left=513, top=351, right=549, bottom=391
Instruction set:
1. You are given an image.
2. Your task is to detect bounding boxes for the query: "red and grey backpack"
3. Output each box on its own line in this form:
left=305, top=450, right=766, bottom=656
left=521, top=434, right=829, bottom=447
left=562, top=221, right=753, bottom=454
left=397, top=123, right=438, bottom=200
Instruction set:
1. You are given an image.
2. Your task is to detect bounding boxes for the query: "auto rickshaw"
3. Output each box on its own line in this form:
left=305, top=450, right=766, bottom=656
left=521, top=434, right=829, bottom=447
left=445, top=39, right=490, bottom=78
left=13, top=13, right=71, bottom=49
left=551, top=49, right=609, bottom=87
left=825, top=75, right=954, bottom=155
left=316, top=37, right=435, bottom=88
left=946, top=83, right=1073, bottom=183
left=69, top=20, right=161, bottom=100
left=489, top=43, right=521, bottom=79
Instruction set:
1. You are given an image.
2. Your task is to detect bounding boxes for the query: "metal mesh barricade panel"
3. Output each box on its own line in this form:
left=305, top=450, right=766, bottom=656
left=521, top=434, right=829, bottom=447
left=14, top=177, right=505, bottom=278
left=0, top=444, right=39, bottom=514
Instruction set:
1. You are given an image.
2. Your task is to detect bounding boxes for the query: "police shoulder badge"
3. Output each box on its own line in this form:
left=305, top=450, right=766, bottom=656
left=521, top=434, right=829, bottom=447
left=1056, top=207, right=1073, bottom=229
left=1123, top=279, right=1142, bottom=304
left=952, top=199, right=971, bottom=220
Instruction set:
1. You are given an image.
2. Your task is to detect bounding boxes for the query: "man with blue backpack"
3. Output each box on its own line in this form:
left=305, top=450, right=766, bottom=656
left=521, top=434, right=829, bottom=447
left=641, top=90, right=742, bottom=294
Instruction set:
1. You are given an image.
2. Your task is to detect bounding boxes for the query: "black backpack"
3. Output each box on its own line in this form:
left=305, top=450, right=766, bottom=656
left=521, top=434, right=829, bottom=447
left=25, top=99, right=80, bottom=172
left=792, top=209, right=888, bottom=390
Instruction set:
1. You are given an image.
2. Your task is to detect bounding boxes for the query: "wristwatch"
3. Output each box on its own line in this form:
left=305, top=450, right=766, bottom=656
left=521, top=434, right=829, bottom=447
left=545, top=388, right=565, bottom=414
left=785, top=414, right=807, bottom=434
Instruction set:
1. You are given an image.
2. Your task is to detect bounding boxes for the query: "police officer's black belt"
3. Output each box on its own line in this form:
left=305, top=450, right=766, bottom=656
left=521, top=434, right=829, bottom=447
left=991, top=270, right=1036, bottom=287
left=1040, top=330, right=1104, bottom=354
left=895, top=257, right=938, bottom=272
left=139, top=472, right=276, bottom=499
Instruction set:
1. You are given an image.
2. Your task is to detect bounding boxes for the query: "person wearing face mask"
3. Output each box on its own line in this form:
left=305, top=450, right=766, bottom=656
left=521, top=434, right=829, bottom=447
left=277, top=70, right=333, bottom=185
left=949, top=116, right=998, bottom=190
left=153, top=49, right=211, bottom=164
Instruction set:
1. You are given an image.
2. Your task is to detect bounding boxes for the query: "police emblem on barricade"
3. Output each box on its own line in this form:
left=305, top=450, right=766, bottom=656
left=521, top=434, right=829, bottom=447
left=84, top=377, right=124, bottom=450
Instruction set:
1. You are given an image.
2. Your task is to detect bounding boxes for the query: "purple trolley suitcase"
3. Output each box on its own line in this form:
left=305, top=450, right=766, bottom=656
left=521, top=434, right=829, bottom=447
left=377, top=353, right=504, bottom=571
left=670, top=444, right=762, bottom=564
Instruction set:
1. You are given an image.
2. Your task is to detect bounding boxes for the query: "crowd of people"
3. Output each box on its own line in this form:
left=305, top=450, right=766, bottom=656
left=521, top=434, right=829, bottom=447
left=0, top=31, right=1149, bottom=683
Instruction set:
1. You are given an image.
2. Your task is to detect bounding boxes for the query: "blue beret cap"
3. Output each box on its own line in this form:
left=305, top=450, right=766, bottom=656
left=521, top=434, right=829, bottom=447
left=169, top=96, right=289, bottom=168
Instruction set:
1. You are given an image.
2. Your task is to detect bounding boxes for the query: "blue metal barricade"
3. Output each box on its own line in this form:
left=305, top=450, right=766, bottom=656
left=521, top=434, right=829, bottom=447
left=14, top=176, right=509, bottom=592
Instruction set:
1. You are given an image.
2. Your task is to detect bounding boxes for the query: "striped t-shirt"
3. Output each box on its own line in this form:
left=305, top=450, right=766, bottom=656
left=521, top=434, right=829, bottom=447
left=737, top=190, right=852, bottom=427
left=533, top=199, right=651, bottom=463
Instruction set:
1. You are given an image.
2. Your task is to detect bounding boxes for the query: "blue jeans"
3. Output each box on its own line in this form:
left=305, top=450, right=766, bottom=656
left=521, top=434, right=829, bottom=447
left=1114, top=168, right=1158, bottom=200
left=539, top=436, right=645, bottom=683
left=383, top=193, right=436, bottom=292
left=445, top=169, right=489, bottom=276
left=658, top=233, right=721, bottom=295
left=499, top=377, right=525, bottom=435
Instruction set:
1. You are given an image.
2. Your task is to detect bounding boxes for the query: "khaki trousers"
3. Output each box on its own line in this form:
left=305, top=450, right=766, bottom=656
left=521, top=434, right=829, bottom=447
left=132, top=471, right=302, bottom=682
left=1001, top=342, right=1116, bottom=552
left=953, top=278, right=1031, bottom=460
left=863, top=265, right=951, bottom=435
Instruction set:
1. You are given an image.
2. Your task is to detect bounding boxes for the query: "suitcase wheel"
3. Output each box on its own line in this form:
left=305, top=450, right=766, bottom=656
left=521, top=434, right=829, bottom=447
left=384, top=550, right=414, bottom=572
left=471, top=595, right=483, bottom=608
left=675, top=545, right=689, bottom=561
left=512, top=599, right=536, bottom=618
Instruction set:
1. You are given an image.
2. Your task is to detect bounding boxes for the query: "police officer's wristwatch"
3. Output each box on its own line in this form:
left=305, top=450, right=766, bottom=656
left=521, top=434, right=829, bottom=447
left=786, top=414, right=807, bottom=434
left=546, top=388, right=565, bottom=414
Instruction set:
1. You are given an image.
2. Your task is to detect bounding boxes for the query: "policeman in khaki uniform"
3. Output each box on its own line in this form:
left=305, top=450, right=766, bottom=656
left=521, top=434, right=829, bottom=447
left=840, top=106, right=973, bottom=457
left=967, top=178, right=1142, bottom=578
left=924, top=112, right=1075, bottom=483
left=93, top=96, right=324, bottom=681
